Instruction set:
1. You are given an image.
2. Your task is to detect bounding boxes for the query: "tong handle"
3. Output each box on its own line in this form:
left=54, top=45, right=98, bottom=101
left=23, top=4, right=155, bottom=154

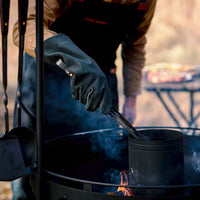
left=18, top=0, right=29, bottom=34
left=109, top=107, right=145, bottom=140
left=0, top=0, right=10, bottom=133
left=0, top=0, right=10, bottom=36
left=17, top=0, right=29, bottom=126
left=56, top=59, right=73, bottom=77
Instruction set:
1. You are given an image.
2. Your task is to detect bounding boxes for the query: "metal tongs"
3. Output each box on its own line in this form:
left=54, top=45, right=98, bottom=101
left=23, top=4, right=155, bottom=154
left=56, top=59, right=147, bottom=140
left=109, top=106, right=147, bottom=140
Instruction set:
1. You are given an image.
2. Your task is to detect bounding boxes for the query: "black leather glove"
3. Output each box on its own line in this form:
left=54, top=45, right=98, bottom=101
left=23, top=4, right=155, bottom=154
left=43, top=34, right=112, bottom=114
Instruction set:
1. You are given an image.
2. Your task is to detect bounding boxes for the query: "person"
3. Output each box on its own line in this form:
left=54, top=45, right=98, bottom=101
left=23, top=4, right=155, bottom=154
left=11, top=0, right=157, bottom=199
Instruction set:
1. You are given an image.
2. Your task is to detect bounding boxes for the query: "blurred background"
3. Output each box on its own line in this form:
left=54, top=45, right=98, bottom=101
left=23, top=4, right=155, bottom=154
left=0, top=0, right=200, bottom=199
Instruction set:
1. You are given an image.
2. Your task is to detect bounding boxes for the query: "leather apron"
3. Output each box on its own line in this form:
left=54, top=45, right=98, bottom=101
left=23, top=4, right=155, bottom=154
left=14, top=0, right=146, bottom=140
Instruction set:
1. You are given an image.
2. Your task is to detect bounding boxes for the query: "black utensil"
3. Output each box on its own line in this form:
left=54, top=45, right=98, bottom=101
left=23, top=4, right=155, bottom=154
left=0, top=0, right=26, bottom=181
left=0, top=0, right=36, bottom=181
left=109, top=106, right=147, bottom=140
left=10, top=0, right=36, bottom=169
left=56, top=59, right=147, bottom=140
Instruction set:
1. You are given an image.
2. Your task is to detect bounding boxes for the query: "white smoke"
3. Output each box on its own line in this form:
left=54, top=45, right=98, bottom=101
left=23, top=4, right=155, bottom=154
left=192, top=151, right=200, bottom=172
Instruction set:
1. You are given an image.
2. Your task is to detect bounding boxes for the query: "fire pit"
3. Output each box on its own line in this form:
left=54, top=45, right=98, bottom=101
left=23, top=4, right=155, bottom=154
left=44, top=127, right=200, bottom=200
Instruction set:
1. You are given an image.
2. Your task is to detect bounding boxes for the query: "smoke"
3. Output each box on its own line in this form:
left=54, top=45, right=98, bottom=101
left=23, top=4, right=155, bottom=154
left=90, top=129, right=128, bottom=161
left=92, top=168, right=121, bottom=194
left=192, top=151, right=200, bottom=172
left=190, top=136, right=200, bottom=173
left=104, top=168, right=121, bottom=184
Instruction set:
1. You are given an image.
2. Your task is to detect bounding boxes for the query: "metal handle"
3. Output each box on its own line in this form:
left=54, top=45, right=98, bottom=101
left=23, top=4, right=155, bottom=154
left=17, top=0, right=29, bottom=126
left=109, top=107, right=144, bottom=139
left=18, top=0, right=29, bottom=34
left=0, top=0, right=10, bottom=133
left=0, top=0, right=10, bottom=36
left=56, top=58, right=73, bottom=77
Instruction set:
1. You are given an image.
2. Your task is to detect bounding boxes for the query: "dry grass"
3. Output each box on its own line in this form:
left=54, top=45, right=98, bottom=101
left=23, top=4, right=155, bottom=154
left=146, top=0, right=200, bottom=64
left=0, top=0, right=200, bottom=198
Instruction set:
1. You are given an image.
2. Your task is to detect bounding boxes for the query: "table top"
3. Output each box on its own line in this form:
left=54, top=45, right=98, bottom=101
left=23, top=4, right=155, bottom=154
left=143, top=63, right=200, bottom=91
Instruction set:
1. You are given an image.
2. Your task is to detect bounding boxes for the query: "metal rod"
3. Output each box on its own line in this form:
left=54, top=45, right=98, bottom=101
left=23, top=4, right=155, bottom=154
left=109, top=107, right=146, bottom=140
left=0, top=0, right=10, bottom=134
left=190, top=91, right=194, bottom=126
left=17, top=34, right=24, bottom=126
left=167, top=91, right=189, bottom=124
left=2, top=36, right=9, bottom=133
left=36, top=0, right=45, bottom=199
left=155, top=91, right=181, bottom=127
left=17, top=0, right=29, bottom=127
left=46, top=169, right=200, bottom=189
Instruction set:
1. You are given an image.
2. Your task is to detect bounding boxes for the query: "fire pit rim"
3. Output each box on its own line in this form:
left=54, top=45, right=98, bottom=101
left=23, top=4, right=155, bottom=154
left=45, top=126, right=200, bottom=190
left=45, top=169, right=200, bottom=189
left=45, top=126, right=200, bottom=145
left=44, top=128, right=124, bottom=144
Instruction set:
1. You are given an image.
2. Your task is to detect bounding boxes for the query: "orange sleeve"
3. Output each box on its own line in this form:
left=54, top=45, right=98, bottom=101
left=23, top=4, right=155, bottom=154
left=12, top=0, right=71, bottom=57
left=122, top=0, right=157, bottom=96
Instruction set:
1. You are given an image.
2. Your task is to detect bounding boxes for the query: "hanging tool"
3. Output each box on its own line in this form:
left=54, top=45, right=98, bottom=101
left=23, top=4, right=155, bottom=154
left=17, top=0, right=29, bottom=127
left=0, top=0, right=26, bottom=181
left=0, top=0, right=10, bottom=134
left=9, top=0, right=36, bottom=168
left=0, top=0, right=36, bottom=181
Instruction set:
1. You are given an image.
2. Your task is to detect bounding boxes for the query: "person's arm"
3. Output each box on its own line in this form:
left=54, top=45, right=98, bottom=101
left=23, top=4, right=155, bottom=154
left=122, top=0, right=157, bottom=123
left=12, top=0, right=71, bottom=57
left=12, top=0, right=112, bottom=115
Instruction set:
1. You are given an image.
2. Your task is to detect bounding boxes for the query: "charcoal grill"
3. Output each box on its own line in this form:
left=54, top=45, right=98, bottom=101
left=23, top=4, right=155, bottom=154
left=1, top=1, right=200, bottom=200
left=30, top=3, right=200, bottom=199
left=44, top=127, right=200, bottom=200
left=21, top=1, right=200, bottom=199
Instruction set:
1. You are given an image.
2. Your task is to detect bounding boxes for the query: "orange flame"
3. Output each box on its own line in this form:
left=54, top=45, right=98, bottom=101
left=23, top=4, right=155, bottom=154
left=117, top=170, right=134, bottom=196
